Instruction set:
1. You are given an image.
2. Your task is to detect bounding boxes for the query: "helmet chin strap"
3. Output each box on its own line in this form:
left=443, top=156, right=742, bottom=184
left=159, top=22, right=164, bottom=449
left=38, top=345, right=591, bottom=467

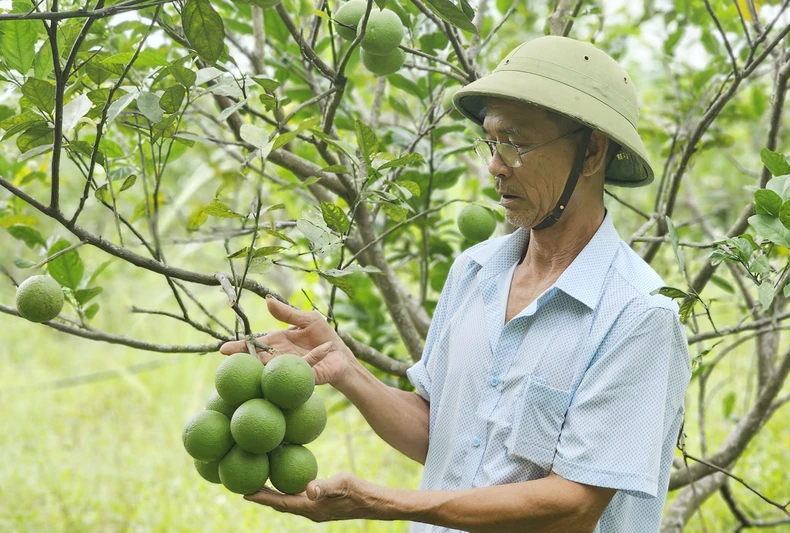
left=532, top=127, right=593, bottom=231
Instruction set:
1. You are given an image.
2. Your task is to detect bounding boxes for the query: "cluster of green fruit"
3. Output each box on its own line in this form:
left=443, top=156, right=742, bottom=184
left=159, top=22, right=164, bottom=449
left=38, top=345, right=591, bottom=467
left=183, top=352, right=327, bottom=495
left=334, top=0, right=406, bottom=76
left=457, top=204, right=497, bottom=247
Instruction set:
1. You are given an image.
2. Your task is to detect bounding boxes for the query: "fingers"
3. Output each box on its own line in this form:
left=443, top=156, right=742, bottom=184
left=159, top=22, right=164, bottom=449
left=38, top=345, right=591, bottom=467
left=303, top=341, right=333, bottom=367
left=219, top=340, right=247, bottom=355
left=266, top=295, right=316, bottom=328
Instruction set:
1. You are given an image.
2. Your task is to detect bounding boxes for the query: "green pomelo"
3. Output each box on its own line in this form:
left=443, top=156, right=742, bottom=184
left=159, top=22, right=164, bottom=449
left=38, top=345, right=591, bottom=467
left=230, top=398, right=286, bottom=454
left=206, top=389, right=237, bottom=419
left=215, top=352, right=264, bottom=406
left=334, top=0, right=367, bottom=40
left=194, top=458, right=222, bottom=484
left=15, top=275, right=64, bottom=323
left=268, top=444, right=318, bottom=495
left=282, top=394, right=327, bottom=445
left=261, top=354, right=315, bottom=409
left=182, top=410, right=234, bottom=462
left=361, top=47, right=405, bottom=76
left=360, top=9, right=404, bottom=56
left=457, top=204, right=497, bottom=243
left=218, top=445, right=270, bottom=495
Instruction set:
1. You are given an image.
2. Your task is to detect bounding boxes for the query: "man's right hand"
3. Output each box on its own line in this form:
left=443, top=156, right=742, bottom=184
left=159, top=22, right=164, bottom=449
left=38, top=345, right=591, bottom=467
left=219, top=296, right=357, bottom=388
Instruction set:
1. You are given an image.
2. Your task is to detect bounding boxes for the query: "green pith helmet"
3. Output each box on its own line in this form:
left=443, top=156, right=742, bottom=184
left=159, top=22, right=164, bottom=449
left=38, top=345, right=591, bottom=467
left=452, top=36, right=654, bottom=188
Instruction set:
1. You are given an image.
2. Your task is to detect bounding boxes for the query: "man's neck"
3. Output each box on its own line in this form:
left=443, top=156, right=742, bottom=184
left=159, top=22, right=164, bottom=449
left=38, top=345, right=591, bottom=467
left=517, top=204, right=606, bottom=281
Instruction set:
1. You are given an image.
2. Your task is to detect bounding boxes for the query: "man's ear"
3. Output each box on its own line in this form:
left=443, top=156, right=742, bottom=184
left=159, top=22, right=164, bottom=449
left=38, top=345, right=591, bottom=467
left=582, top=131, right=609, bottom=178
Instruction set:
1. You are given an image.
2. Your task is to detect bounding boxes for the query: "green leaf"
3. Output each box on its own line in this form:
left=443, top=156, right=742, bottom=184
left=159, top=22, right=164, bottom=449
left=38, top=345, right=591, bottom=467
left=130, top=193, right=167, bottom=222
left=378, top=152, right=425, bottom=171
left=319, top=272, right=355, bottom=298
left=120, top=175, right=137, bottom=192
left=272, top=130, right=300, bottom=152
left=252, top=246, right=285, bottom=257
left=94, top=183, right=109, bottom=203
left=354, top=120, right=378, bottom=165
left=84, top=302, right=100, bottom=319
left=710, top=274, right=734, bottom=294
left=722, top=391, right=736, bottom=419
left=202, top=200, right=245, bottom=218
left=62, top=94, right=93, bottom=134
left=74, top=286, right=102, bottom=305
left=748, top=214, right=790, bottom=248
left=458, top=0, right=474, bottom=20
left=1, top=20, right=37, bottom=75
left=68, top=140, right=105, bottom=167
left=46, top=238, right=85, bottom=290
left=760, top=148, right=790, bottom=177
left=381, top=202, right=407, bottom=222
left=0, top=215, right=38, bottom=228
left=749, top=255, right=771, bottom=276
left=261, top=226, right=295, bottom=244
left=397, top=180, right=421, bottom=197
left=665, top=216, right=685, bottom=274
left=17, top=123, right=53, bottom=153
left=433, top=167, right=465, bottom=190
left=21, top=78, right=56, bottom=115
left=187, top=206, right=208, bottom=231
left=650, top=286, right=689, bottom=299
left=678, top=298, right=696, bottom=323
left=784, top=284, right=790, bottom=298
left=248, top=256, right=274, bottom=274
left=779, top=200, right=790, bottom=230
left=250, top=76, right=281, bottom=91
left=33, top=42, right=54, bottom=80
left=6, top=224, right=46, bottom=249
left=421, top=0, right=478, bottom=34
left=182, top=0, right=226, bottom=64
left=14, top=258, right=36, bottom=269
left=320, top=202, right=350, bottom=233
left=758, top=281, right=774, bottom=310
left=159, top=85, right=186, bottom=113
left=387, top=74, right=425, bottom=98
left=170, top=65, right=197, bottom=87
left=137, top=92, right=164, bottom=123
left=322, top=264, right=382, bottom=277
left=754, top=189, right=782, bottom=216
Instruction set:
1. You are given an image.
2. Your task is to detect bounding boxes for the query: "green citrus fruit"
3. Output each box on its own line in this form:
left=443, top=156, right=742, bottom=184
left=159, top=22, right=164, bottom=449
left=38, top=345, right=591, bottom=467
left=360, top=9, right=404, bottom=56
left=361, top=47, right=405, bottom=76
left=334, top=0, right=367, bottom=40
left=268, top=444, right=318, bottom=495
left=15, top=275, right=64, bottom=323
left=261, top=354, right=315, bottom=409
left=218, top=445, right=270, bottom=495
left=215, top=352, right=264, bottom=406
left=206, top=389, right=237, bottom=419
left=457, top=204, right=497, bottom=243
left=230, top=398, right=286, bottom=454
left=194, top=458, right=222, bottom=484
left=282, top=394, right=327, bottom=445
left=182, top=410, right=235, bottom=462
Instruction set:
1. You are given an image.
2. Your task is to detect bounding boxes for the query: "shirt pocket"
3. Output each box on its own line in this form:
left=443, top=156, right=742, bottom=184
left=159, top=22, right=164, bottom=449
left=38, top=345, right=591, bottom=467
left=504, top=375, right=573, bottom=472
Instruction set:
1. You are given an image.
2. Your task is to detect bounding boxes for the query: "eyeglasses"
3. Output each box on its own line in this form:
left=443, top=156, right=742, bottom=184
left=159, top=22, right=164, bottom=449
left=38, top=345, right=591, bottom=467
left=472, top=127, right=586, bottom=169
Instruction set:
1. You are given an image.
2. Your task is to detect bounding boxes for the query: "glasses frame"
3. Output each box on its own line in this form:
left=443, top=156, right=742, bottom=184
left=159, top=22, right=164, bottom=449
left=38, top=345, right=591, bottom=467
left=473, top=126, right=586, bottom=169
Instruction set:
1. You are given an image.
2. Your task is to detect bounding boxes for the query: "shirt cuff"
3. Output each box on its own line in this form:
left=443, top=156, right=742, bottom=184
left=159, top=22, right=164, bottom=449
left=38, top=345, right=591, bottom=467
left=406, top=360, right=431, bottom=402
left=552, top=455, right=659, bottom=499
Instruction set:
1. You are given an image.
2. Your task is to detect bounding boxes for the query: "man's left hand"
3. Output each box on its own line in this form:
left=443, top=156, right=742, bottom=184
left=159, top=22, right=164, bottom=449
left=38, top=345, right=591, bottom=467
left=243, top=472, right=391, bottom=523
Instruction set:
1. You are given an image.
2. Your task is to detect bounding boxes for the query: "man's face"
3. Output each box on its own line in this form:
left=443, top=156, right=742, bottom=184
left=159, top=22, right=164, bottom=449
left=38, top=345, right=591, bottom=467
left=482, top=99, right=581, bottom=229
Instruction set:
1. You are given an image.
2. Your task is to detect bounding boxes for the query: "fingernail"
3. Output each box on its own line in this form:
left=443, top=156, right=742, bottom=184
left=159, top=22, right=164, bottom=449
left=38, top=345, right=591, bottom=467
left=326, top=341, right=334, bottom=350
left=265, top=294, right=273, bottom=300
left=314, top=486, right=322, bottom=499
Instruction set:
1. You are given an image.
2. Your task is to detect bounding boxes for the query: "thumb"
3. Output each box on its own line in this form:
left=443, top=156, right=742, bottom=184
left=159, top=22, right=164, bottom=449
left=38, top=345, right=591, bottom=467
left=266, top=295, right=313, bottom=328
left=303, top=341, right=333, bottom=367
left=306, top=475, right=343, bottom=501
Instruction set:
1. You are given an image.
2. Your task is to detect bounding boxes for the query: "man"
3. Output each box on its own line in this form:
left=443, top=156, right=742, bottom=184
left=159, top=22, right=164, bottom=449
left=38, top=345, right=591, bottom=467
left=220, top=36, right=691, bottom=532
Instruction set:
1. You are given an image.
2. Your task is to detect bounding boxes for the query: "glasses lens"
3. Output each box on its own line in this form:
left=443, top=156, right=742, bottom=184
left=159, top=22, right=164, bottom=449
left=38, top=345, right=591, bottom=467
left=496, top=143, right=521, bottom=168
left=473, top=140, right=493, bottom=164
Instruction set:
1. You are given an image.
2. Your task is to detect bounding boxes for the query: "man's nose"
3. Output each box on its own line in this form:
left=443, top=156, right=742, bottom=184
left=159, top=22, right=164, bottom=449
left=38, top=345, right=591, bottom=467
left=487, top=148, right=512, bottom=178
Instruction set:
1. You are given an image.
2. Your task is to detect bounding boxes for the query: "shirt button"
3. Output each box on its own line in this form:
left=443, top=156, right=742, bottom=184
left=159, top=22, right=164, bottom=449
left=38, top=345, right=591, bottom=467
left=489, top=376, right=499, bottom=387
left=472, top=437, right=482, bottom=447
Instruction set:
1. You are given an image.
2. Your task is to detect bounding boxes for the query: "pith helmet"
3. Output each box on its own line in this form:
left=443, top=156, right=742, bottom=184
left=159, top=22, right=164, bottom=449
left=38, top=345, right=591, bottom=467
left=452, top=35, right=654, bottom=187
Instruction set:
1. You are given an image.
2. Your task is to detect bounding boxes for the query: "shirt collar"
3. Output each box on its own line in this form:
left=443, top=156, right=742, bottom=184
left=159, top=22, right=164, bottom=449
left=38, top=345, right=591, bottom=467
left=466, top=210, right=621, bottom=310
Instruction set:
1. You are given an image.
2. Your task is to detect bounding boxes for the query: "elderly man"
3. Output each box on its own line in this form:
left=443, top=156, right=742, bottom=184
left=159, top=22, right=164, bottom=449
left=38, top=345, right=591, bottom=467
left=221, top=36, right=692, bottom=533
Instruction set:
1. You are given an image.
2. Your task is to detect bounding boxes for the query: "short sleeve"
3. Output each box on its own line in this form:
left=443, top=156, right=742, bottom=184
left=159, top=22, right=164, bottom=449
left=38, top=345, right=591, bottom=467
left=552, top=307, right=691, bottom=499
left=405, top=256, right=463, bottom=403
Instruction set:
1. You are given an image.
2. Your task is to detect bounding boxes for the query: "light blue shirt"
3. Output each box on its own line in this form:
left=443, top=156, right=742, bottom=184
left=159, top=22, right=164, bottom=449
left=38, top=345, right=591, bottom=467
left=406, top=211, right=692, bottom=533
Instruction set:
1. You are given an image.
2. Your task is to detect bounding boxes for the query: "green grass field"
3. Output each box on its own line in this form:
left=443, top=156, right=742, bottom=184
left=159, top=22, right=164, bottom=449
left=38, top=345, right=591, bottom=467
left=1, top=269, right=788, bottom=532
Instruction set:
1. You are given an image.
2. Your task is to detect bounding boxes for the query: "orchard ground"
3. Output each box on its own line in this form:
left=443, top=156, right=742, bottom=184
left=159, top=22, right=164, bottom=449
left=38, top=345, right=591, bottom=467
left=1, top=252, right=789, bottom=532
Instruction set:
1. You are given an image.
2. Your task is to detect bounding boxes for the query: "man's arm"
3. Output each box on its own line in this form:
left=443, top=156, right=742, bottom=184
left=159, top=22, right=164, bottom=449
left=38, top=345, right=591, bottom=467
left=334, top=352, right=430, bottom=464
left=379, top=471, right=615, bottom=533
